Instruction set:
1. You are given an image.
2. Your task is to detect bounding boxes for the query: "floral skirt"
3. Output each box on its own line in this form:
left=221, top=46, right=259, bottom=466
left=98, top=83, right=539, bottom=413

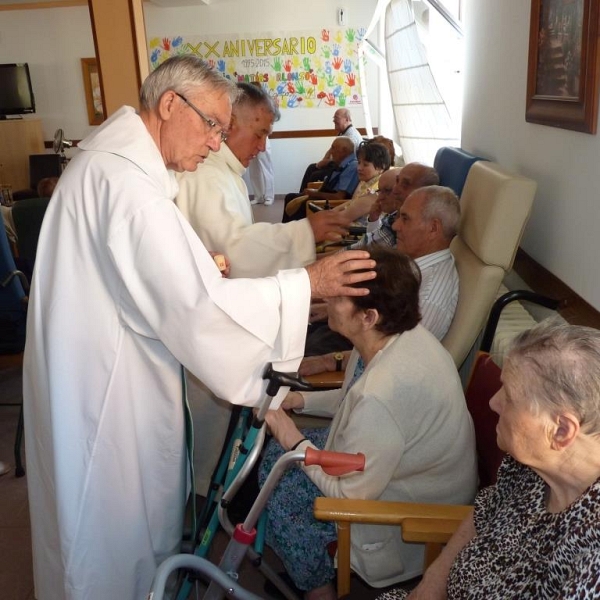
left=258, top=427, right=337, bottom=591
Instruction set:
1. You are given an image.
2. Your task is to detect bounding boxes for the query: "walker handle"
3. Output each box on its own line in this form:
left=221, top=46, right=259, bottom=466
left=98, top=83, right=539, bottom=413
left=263, top=363, right=313, bottom=396
left=304, top=447, right=366, bottom=476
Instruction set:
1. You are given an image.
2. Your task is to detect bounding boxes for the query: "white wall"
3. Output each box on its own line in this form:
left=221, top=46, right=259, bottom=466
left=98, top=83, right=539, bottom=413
left=0, top=1, right=380, bottom=193
left=0, top=6, right=96, bottom=145
left=462, top=0, right=600, bottom=310
left=143, top=0, right=380, bottom=193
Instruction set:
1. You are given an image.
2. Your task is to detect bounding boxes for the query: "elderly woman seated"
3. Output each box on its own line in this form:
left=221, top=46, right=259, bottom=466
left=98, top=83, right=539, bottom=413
left=379, top=319, right=600, bottom=600
left=259, top=246, right=477, bottom=600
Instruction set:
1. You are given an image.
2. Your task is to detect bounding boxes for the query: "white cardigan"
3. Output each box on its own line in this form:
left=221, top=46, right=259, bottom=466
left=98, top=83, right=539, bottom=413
left=297, top=325, right=478, bottom=587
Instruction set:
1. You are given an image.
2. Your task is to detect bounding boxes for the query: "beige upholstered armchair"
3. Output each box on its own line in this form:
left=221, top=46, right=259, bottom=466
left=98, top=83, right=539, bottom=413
left=442, top=160, right=537, bottom=368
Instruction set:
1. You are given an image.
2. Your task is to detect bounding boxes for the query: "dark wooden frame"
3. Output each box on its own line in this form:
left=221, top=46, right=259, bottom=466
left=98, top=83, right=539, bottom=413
left=81, top=58, right=104, bottom=126
left=526, top=0, right=600, bottom=134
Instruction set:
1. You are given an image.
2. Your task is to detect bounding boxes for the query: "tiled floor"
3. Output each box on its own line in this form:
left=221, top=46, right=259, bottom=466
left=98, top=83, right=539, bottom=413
left=0, top=198, right=397, bottom=599
left=0, top=365, right=34, bottom=600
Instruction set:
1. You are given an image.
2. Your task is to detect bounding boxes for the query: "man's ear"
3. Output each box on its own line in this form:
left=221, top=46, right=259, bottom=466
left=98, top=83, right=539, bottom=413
left=429, top=217, right=442, bottom=236
left=158, top=90, right=177, bottom=121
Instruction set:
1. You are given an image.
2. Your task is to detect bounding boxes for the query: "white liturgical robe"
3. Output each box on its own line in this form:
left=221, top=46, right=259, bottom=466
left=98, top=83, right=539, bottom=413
left=176, top=142, right=317, bottom=494
left=23, top=106, right=310, bottom=600
left=175, top=142, right=315, bottom=278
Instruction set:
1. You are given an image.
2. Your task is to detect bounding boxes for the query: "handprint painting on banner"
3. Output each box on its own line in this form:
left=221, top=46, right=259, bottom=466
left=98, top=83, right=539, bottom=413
left=148, top=28, right=365, bottom=109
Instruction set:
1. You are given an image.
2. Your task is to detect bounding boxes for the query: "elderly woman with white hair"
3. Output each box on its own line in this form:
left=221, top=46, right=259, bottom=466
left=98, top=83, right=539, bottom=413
left=380, top=319, right=600, bottom=600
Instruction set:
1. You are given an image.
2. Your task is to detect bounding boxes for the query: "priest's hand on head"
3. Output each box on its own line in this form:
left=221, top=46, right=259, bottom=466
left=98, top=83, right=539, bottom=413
left=307, top=209, right=352, bottom=242
left=306, top=250, right=375, bottom=298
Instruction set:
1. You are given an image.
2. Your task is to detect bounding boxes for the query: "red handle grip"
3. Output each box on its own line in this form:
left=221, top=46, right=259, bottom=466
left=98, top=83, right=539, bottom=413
left=304, top=447, right=365, bottom=476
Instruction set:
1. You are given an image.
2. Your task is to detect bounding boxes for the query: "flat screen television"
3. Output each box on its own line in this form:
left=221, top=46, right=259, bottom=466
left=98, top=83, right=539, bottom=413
left=0, top=63, right=35, bottom=119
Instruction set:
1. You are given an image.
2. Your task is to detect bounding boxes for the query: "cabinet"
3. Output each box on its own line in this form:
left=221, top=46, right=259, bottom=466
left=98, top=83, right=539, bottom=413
left=0, top=119, right=45, bottom=192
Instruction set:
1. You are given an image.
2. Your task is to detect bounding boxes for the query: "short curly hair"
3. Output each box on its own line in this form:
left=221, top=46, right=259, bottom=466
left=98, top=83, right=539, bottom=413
left=350, top=245, right=422, bottom=335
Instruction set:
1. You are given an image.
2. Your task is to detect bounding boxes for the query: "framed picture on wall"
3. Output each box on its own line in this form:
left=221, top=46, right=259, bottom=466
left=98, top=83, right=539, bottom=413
left=81, top=58, right=105, bottom=126
left=526, top=0, right=600, bottom=134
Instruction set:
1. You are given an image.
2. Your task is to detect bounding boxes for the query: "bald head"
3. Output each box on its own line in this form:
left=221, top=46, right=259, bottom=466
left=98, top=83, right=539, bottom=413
left=393, top=162, right=439, bottom=205
left=376, top=167, right=401, bottom=214
left=333, top=108, right=352, bottom=133
left=330, top=136, right=355, bottom=164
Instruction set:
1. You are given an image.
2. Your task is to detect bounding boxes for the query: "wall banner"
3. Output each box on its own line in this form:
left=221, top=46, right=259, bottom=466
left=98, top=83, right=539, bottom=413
left=148, top=28, right=366, bottom=109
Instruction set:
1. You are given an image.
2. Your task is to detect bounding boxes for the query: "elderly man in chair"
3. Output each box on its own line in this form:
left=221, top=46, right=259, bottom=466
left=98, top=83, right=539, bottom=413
left=283, top=136, right=359, bottom=222
left=346, top=162, right=439, bottom=249
left=302, top=184, right=460, bottom=376
left=298, top=107, right=363, bottom=191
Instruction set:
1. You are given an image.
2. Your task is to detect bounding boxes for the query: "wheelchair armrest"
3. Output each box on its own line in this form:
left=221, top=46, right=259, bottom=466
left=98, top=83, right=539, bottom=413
left=481, top=290, right=562, bottom=352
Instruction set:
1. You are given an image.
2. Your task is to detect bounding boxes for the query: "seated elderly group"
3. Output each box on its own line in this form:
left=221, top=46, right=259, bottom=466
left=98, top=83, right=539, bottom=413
left=282, top=135, right=392, bottom=222
left=169, top=80, right=600, bottom=600
left=303, top=180, right=460, bottom=370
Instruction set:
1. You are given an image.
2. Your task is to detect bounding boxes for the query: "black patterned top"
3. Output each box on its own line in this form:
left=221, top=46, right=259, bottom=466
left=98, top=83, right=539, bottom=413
left=378, top=456, right=600, bottom=600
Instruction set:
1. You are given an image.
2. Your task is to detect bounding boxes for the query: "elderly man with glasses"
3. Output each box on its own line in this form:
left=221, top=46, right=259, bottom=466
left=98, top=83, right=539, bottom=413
left=348, top=163, right=439, bottom=249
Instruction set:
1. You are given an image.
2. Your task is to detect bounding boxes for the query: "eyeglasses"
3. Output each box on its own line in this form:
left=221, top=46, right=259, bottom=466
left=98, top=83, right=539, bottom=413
left=378, top=187, right=394, bottom=195
left=175, top=92, right=228, bottom=142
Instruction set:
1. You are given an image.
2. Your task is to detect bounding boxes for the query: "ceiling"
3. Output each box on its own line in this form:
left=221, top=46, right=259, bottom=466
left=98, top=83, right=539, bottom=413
left=0, top=0, right=214, bottom=6
left=0, top=0, right=83, bottom=6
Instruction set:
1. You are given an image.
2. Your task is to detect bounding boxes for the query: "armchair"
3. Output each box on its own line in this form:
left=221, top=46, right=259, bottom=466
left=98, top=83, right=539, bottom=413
left=433, top=146, right=485, bottom=198
left=442, top=160, right=537, bottom=368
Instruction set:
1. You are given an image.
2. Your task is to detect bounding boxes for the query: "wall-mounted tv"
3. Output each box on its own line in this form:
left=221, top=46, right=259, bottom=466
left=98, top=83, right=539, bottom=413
left=0, top=63, right=35, bottom=119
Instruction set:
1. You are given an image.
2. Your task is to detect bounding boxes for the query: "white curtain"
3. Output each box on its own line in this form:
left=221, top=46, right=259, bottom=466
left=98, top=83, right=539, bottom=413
left=384, top=0, right=460, bottom=164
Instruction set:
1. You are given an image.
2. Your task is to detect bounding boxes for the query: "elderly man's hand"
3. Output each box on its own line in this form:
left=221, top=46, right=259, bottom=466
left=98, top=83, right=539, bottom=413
left=264, top=407, right=305, bottom=450
left=308, top=210, right=353, bottom=242
left=341, top=192, right=378, bottom=222
left=306, top=250, right=375, bottom=298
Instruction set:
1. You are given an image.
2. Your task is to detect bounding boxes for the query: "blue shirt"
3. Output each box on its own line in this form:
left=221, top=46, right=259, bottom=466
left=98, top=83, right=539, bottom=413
left=324, top=155, right=359, bottom=198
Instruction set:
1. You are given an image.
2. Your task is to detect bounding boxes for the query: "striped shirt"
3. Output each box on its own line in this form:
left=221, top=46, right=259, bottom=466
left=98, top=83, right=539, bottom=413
left=347, top=211, right=397, bottom=250
left=415, top=249, right=458, bottom=340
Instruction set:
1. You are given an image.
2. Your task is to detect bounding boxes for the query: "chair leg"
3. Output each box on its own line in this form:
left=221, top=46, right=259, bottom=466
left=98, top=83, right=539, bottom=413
left=336, top=521, right=351, bottom=598
left=14, top=402, right=25, bottom=477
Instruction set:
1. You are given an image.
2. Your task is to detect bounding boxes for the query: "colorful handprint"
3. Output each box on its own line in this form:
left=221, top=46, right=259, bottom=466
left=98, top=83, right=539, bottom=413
left=324, top=93, right=336, bottom=106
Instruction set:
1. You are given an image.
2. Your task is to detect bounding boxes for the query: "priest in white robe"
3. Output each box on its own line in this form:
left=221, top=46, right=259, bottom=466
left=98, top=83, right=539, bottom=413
left=23, top=55, right=375, bottom=600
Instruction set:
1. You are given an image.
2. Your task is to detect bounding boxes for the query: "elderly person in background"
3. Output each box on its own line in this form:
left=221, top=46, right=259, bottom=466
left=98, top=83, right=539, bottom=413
left=299, top=108, right=364, bottom=191
left=346, top=163, right=439, bottom=248
left=380, top=319, right=600, bottom=600
left=261, top=246, right=477, bottom=600
left=302, top=184, right=460, bottom=369
left=330, top=140, right=392, bottom=225
left=283, top=136, right=359, bottom=222
left=23, top=55, right=376, bottom=600
left=176, top=82, right=351, bottom=279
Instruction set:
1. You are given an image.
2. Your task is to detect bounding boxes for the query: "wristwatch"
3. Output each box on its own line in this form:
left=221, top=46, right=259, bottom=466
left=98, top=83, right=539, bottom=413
left=333, top=352, right=344, bottom=371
